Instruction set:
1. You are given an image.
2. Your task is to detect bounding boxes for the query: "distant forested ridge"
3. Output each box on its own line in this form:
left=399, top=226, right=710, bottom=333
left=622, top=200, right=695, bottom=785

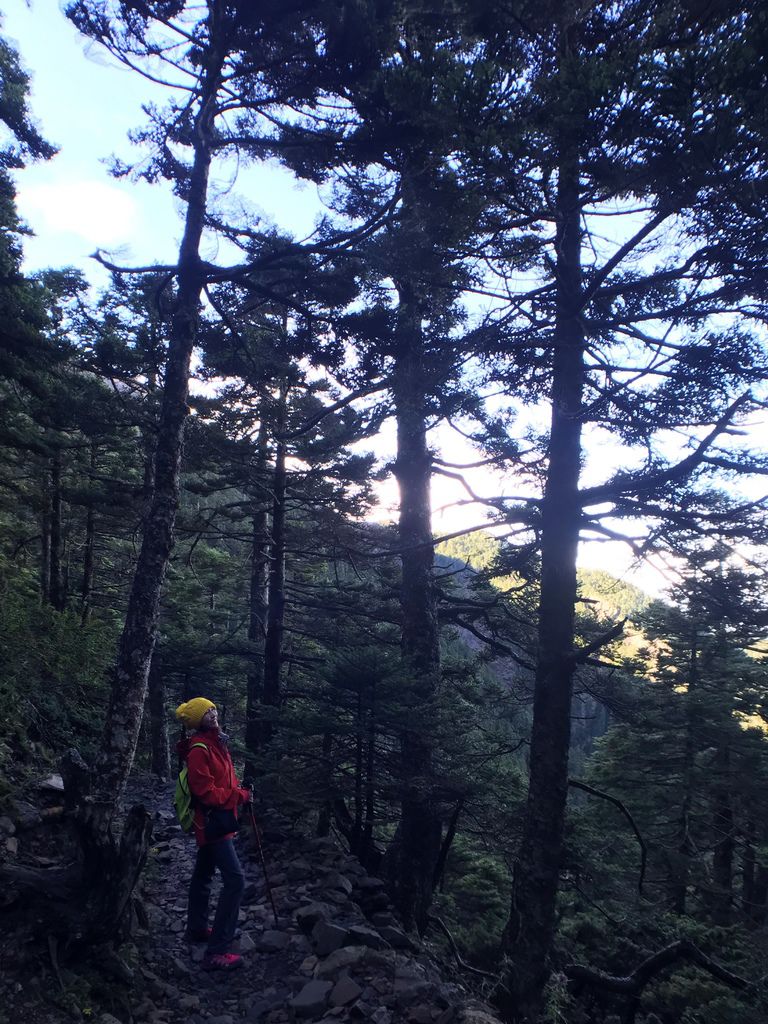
left=2, top=3, right=768, bottom=1023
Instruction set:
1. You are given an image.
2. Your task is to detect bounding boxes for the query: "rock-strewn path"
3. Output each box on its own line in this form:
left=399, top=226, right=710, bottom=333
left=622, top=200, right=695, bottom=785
left=1, top=775, right=503, bottom=1024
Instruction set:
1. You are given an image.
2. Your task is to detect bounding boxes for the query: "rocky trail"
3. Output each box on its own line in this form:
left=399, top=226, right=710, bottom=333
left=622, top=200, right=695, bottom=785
left=0, top=775, right=501, bottom=1024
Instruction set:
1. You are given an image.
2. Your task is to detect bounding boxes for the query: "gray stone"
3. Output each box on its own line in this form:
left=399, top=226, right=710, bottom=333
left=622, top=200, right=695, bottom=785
left=346, top=925, right=389, bottom=950
left=169, top=955, right=192, bottom=977
left=435, top=1008, right=456, bottom=1024
left=247, top=992, right=288, bottom=1019
left=330, top=977, right=363, bottom=1007
left=371, top=1011, right=391, bottom=1024
left=257, top=929, right=291, bottom=952
left=0, top=816, right=16, bottom=837
left=132, top=998, right=158, bottom=1021
left=407, top=1006, right=432, bottom=1024
left=11, top=800, right=41, bottom=830
left=324, top=890, right=350, bottom=905
left=393, top=966, right=431, bottom=1001
left=246, top=999, right=273, bottom=1021
left=97, top=1015, right=123, bottom=1024
left=361, top=892, right=390, bottom=912
left=355, top=877, right=386, bottom=891
left=288, top=858, right=314, bottom=881
left=237, top=931, right=257, bottom=953
left=296, top=902, right=332, bottom=931
left=349, top=1002, right=374, bottom=1020
left=360, top=947, right=399, bottom=971
left=370, top=912, right=397, bottom=928
left=340, top=861, right=366, bottom=878
left=456, top=1012, right=501, bottom=1024
left=314, top=946, right=369, bottom=979
left=325, top=872, right=353, bottom=895
left=396, top=963, right=427, bottom=981
left=290, top=935, right=312, bottom=953
left=178, top=996, right=201, bottom=1012
left=304, top=837, right=337, bottom=853
left=377, top=926, right=414, bottom=950
left=312, top=920, right=349, bottom=956
left=290, top=980, right=334, bottom=1018
left=5, top=837, right=18, bottom=855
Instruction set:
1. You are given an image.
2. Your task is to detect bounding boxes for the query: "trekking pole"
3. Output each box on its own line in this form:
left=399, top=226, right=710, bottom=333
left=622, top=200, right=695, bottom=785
left=248, top=803, right=279, bottom=927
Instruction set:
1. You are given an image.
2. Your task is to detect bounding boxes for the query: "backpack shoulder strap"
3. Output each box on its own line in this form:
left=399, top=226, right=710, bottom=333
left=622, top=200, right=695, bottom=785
left=188, top=742, right=208, bottom=755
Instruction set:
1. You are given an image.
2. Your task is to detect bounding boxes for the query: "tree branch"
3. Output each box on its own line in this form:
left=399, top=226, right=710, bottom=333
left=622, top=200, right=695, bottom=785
left=568, top=779, right=646, bottom=893
left=565, top=938, right=749, bottom=995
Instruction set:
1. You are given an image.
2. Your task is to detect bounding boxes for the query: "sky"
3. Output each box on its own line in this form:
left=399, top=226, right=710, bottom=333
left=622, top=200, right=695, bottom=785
left=5, top=0, right=322, bottom=279
left=4, top=0, right=727, bottom=599
left=5, top=0, right=525, bottom=550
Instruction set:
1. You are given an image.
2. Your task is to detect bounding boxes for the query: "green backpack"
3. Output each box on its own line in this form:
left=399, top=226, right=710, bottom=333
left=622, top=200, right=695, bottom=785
left=173, top=742, right=209, bottom=833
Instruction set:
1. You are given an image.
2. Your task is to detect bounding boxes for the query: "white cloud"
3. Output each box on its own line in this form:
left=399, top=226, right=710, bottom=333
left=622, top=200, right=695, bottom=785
left=17, top=179, right=139, bottom=248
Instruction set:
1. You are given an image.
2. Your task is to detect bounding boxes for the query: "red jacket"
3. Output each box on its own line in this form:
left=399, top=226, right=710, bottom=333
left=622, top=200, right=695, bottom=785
left=177, top=730, right=247, bottom=846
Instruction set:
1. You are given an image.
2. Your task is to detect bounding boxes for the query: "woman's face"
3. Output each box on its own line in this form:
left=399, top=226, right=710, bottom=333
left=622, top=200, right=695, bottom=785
left=200, top=706, right=219, bottom=731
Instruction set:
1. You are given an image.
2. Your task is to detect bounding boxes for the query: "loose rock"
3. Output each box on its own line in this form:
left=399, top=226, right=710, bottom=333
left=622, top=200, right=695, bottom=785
left=330, top=976, right=363, bottom=1007
left=290, top=980, right=334, bottom=1018
left=312, top=920, right=349, bottom=956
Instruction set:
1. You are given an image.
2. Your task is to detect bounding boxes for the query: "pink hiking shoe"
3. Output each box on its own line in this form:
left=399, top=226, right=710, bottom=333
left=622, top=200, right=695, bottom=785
left=202, top=952, right=243, bottom=971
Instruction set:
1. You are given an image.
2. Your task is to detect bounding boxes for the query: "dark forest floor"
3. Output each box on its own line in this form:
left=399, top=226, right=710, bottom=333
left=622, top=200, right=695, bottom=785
left=0, top=773, right=498, bottom=1024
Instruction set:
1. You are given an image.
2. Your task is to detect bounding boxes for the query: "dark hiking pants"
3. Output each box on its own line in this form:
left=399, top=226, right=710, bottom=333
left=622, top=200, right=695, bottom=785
left=187, top=837, right=245, bottom=954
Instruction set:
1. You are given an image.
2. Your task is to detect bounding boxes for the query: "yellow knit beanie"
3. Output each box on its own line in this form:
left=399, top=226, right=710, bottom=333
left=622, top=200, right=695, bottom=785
left=175, top=697, right=216, bottom=729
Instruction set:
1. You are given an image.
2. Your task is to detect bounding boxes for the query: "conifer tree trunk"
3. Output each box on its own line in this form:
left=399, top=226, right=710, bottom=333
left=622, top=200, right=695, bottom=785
left=363, top=677, right=376, bottom=864
left=81, top=444, right=97, bottom=625
left=742, top=825, right=756, bottom=923
left=245, top=419, right=270, bottom=776
left=50, top=448, right=66, bottom=612
left=501, top=94, right=585, bottom=1019
left=89, top=24, right=226, bottom=820
left=711, top=746, right=734, bottom=925
left=672, top=630, right=700, bottom=915
left=388, top=273, right=442, bottom=934
left=261, top=389, right=288, bottom=750
left=142, top=368, right=158, bottom=508
left=751, top=863, right=768, bottom=927
left=40, top=500, right=51, bottom=605
left=353, top=685, right=364, bottom=852
left=316, top=730, right=334, bottom=838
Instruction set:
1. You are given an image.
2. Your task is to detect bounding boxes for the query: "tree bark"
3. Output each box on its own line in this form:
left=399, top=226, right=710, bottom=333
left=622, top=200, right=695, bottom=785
left=261, top=387, right=288, bottom=751
left=245, top=418, right=270, bottom=778
left=742, top=825, right=756, bottom=923
left=81, top=444, right=97, bottom=625
left=387, top=271, right=442, bottom=934
left=90, top=15, right=226, bottom=819
left=500, top=74, right=585, bottom=1019
left=362, top=675, right=376, bottom=865
left=710, top=745, right=734, bottom=925
left=50, top=448, right=66, bottom=612
left=671, top=628, right=699, bottom=915
left=751, top=862, right=768, bottom=926
left=316, top=730, right=334, bottom=838
left=40, top=499, right=51, bottom=606
left=353, top=684, right=364, bottom=853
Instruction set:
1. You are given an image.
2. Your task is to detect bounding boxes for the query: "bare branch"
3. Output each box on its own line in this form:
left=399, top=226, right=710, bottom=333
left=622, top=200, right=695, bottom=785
left=568, top=779, right=646, bottom=893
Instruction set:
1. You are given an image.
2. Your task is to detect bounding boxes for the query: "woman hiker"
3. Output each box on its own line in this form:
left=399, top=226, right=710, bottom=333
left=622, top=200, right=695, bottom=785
left=176, top=697, right=251, bottom=970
